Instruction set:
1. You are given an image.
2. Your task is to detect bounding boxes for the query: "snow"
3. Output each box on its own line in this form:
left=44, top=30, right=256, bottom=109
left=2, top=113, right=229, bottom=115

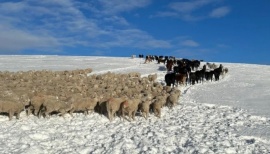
left=0, top=55, right=270, bottom=153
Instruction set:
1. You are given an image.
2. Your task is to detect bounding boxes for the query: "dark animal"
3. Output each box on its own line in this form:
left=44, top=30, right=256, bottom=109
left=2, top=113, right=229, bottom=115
left=195, top=65, right=206, bottom=83
left=213, top=64, right=223, bottom=81
left=205, top=70, right=214, bottom=81
left=158, top=58, right=166, bottom=64
left=189, top=72, right=196, bottom=85
left=165, top=73, right=176, bottom=87
left=166, top=59, right=174, bottom=71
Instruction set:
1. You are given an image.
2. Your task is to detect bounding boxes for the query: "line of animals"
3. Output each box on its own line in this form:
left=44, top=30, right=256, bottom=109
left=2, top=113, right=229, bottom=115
left=139, top=54, right=228, bottom=86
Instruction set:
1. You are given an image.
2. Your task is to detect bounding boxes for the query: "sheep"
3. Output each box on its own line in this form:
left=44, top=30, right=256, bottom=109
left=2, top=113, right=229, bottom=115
left=150, top=91, right=169, bottom=118
left=128, top=72, right=141, bottom=78
left=166, top=93, right=180, bottom=109
left=138, top=100, right=152, bottom=119
left=28, top=94, right=49, bottom=116
left=150, top=99, right=163, bottom=118
left=39, top=97, right=73, bottom=118
left=120, top=98, right=141, bottom=121
left=106, top=96, right=128, bottom=121
left=0, top=97, right=30, bottom=120
left=68, top=94, right=99, bottom=117
left=148, top=73, right=157, bottom=82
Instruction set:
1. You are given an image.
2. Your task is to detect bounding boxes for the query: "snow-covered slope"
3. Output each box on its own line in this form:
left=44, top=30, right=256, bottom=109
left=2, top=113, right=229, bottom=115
left=0, top=55, right=269, bottom=153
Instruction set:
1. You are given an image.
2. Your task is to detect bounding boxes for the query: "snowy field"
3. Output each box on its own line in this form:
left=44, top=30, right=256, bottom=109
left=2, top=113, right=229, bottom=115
left=0, top=55, right=270, bottom=154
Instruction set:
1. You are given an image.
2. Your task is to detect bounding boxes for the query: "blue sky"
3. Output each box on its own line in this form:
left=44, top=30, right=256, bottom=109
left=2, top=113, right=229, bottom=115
left=0, top=0, right=269, bottom=64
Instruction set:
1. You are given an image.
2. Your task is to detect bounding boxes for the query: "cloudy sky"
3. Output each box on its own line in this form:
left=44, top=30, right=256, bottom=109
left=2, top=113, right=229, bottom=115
left=0, top=0, right=269, bottom=64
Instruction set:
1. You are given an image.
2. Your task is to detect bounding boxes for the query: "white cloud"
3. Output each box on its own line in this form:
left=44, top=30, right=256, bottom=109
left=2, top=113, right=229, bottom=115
left=0, top=25, right=60, bottom=52
left=181, top=40, right=200, bottom=47
left=210, top=6, right=230, bottom=18
left=169, top=0, right=216, bottom=13
left=97, top=0, right=151, bottom=15
left=155, top=0, right=229, bottom=21
left=0, top=0, right=173, bottom=54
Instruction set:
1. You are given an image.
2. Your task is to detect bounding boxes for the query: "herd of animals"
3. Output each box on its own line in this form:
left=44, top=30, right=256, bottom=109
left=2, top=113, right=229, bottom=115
left=0, top=55, right=228, bottom=122
left=140, top=54, right=228, bottom=87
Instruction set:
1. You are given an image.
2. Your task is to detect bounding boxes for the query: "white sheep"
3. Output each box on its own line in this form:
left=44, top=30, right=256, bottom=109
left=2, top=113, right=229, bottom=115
left=106, top=96, right=128, bottom=121
left=38, top=96, right=73, bottom=118
left=68, top=94, right=99, bottom=117
left=0, top=98, right=29, bottom=120
left=120, top=98, right=141, bottom=121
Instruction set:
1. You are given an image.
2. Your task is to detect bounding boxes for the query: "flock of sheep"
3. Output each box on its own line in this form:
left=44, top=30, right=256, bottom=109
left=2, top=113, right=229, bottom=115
left=0, top=68, right=180, bottom=121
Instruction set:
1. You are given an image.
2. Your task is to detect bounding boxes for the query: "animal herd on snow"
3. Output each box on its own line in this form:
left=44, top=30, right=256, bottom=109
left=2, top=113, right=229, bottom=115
left=0, top=55, right=228, bottom=121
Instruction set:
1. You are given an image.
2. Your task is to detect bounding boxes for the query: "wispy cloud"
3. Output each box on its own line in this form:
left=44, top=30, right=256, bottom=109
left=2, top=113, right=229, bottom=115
left=209, top=6, right=230, bottom=18
left=96, top=0, right=151, bottom=15
left=0, top=24, right=60, bottom=52
left=181, top=40, right=200, bottom=47
left=169, top=0, right=216, bottom=13
left=0, top=0, right=173, bottom=54
left=154, top=0, right=230, bottom=21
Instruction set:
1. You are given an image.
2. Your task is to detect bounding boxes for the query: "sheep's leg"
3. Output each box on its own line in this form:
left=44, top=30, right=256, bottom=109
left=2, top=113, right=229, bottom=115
left=34, top=109, right=39, bottom=116
left=83, top=110, right=87, bottom=116
left=8, top=112, right=14, bottom=121
left=26, top=107, right=33, bottom=116
left=57, top=110, right=66, bottom=118
left=157, top=109, right=161, bottom=118
left=154, top=108, right=158, bottom=117
left=108, top=110, right=113, bottom=121
left=26, top=108, right=31, bottom=116
left=142, top=112, right=147, bottom=119
left=16, top=112, right=20, bottom=119
left=132, top=111, right=136, bottom=121
left=120, top=110, right=125, bottom=121
left=38, top=110, right=42, bottom=118
left=127, top=112, right=132, bottom=121
left=112, top=110, right=117, bottom=121
left=44, top=112, right=50, bottom=119
left=69, top=109, right=75, bottom=117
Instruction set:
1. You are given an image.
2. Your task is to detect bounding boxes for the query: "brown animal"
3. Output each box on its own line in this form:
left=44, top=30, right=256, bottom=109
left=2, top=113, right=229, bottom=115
left=166, top=60, right=174, bottom=71
left=175, top=73, right=187, bottom=86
